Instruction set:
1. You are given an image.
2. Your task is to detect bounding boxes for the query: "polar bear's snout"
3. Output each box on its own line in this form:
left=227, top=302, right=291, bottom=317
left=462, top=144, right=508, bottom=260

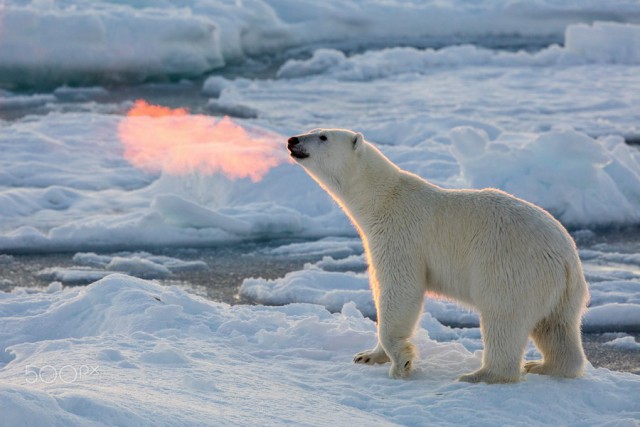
left=287, top=135, right=309, bottom=159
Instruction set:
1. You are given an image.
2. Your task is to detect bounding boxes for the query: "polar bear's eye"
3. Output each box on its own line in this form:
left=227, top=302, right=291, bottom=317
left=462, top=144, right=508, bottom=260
left=319, top=135, right=328, bottom=141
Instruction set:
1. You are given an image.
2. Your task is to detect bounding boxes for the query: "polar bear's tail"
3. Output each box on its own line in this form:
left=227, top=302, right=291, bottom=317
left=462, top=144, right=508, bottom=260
left=527, top=258, right=589, bottom=378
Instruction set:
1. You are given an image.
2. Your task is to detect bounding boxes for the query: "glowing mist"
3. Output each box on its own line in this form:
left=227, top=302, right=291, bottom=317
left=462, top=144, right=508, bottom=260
left=118, top=100, right=289, bottom=182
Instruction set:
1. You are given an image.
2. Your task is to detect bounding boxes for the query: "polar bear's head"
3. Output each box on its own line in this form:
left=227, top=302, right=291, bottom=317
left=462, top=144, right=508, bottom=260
left=287, top=128, right=364, bottom=189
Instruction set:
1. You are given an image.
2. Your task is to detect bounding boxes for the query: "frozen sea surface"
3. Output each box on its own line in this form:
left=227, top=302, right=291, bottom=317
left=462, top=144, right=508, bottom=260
left=3, top=1, right=640, bottom=88
left=0, top=242, right=307, bottom=304
left=2, top=22, right=640, bottom=254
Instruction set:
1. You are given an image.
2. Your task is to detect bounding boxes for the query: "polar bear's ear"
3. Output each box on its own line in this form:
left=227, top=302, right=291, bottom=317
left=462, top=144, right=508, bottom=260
left=352, top=132, right=363, bottom=150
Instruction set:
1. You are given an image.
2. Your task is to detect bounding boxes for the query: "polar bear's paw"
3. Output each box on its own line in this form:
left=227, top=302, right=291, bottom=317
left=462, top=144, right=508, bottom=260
left=458, top=368, right=521, bottom=384
left=387, top=342, right=416, bottom=379
left=523, top=360, right=548, bottom=374
left=524, top=359, right=582, bottom=377
left=389, top=359, right=413, bottom=379
left=353, top=348, right=390, bottom=365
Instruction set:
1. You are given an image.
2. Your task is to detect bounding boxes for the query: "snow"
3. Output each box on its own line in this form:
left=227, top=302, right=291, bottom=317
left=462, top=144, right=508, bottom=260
left=451, top=129, right=640, bottom=226
left=36, top=268, right=111, bottom=286
left=278, top=22, right=640, bottom=80
left=1, top=275, right=639, bottom=426
left=2, top=2, right=640, bottom=88
left=584, top=304, right=640, bottom=333
left=2, top=94, right=640, bottom=251
left=72, top=251, right=208, bottom=273
left=1, top=17, right=640, bottom=250
left=35, top=252, right=208, bottom=285
left=52, top=86, right=109, bottom=103
left=0, top=110, right=312, bottom=251
left=604, top=335, right=640, bottom=351
left=566, top=21, right=640, bottom=64
left=242, top=267, right=375, bottom=316
left=202, top=76, right=233, bottom=97
left=0, top=93, right=55, bottom=110
left=0, top=4, right=223, bottom=88
left=261, top=237, right=364, bottom=259
left=205, top=99, right=259, bottom=119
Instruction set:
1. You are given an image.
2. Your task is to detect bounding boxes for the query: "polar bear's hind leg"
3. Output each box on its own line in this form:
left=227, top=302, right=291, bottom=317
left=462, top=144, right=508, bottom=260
left=459, top=312, right=529, bottom=384
left=525, top=270, right=587, bottom=378
left=525, top=313, right=585, bottom=378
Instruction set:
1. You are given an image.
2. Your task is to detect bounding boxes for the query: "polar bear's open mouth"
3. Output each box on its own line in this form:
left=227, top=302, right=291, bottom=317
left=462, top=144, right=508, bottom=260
left=287, top=138, right=309, bottom=159
left=289, top=147, right=309, bottom=159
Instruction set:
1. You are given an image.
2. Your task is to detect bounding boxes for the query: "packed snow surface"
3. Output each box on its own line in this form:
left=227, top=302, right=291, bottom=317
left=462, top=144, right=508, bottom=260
left=1, top=275, right=639, bottom=426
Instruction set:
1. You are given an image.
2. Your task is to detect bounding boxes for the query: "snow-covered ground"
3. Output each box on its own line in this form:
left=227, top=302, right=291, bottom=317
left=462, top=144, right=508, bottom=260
left=1, top=276, right=639, bottom=426
left=1, top=0, right=640, bottom=425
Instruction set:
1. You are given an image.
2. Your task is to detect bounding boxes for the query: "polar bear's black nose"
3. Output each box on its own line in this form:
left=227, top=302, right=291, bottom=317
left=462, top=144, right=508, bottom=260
left=288, top=137, right=299, bottom=145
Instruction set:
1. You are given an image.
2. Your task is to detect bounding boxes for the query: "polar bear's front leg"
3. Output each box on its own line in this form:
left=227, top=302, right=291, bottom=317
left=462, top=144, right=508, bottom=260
left=354, top=273, right=391, bottom=366
left=376, top=279, right=425, bottom=379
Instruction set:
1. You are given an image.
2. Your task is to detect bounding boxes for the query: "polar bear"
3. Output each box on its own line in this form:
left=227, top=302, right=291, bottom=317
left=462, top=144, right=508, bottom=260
left=287, top=128, right=589, bottom=383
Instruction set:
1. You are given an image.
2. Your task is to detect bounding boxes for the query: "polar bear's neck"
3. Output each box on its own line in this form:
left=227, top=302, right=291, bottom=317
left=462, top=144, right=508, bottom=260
left=333, top=142, right=404, bottom=233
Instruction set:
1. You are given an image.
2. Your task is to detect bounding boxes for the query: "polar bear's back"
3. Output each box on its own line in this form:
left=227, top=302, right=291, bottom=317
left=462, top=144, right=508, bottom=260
left=446, top=187, right=574, bottom=253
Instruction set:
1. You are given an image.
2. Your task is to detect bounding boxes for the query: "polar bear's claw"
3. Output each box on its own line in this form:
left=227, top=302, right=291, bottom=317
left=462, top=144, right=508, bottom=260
left=353, top=348, right=390, bottom=365
left=353, top=355, right=370, bottom=363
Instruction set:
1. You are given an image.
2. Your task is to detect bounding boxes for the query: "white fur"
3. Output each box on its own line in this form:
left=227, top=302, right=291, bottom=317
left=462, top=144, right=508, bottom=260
left=288, top=129, right=589, bottom=383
